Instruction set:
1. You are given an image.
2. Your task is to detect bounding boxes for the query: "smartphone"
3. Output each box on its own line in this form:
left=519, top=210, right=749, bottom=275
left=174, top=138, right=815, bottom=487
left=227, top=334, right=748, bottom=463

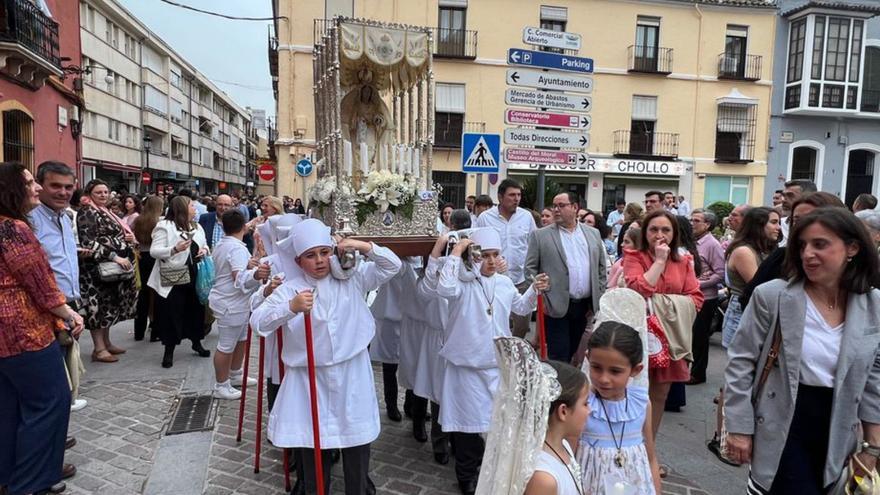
left=180, top=231, right=194, bottom=241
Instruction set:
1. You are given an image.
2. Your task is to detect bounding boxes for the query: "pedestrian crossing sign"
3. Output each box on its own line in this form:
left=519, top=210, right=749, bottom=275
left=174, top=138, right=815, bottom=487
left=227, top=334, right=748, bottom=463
left=461, top=133, right=501, bottom=173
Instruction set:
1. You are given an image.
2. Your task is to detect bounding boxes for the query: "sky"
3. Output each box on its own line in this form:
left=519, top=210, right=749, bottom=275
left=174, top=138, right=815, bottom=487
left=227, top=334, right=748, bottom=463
left=118, top=0, right=276, bottom=119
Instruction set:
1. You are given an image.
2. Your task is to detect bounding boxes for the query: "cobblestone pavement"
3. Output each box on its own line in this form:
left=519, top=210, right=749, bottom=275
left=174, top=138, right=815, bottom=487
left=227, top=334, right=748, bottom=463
left=63, top=322, right=720, bottom=494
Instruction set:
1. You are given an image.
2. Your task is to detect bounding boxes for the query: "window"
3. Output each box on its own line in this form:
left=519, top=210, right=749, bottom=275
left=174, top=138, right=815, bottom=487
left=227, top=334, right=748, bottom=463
left=144, top=85, right=168, bottom=115
left=2, top=110, right=34, bottom=170
left=171, top=99, right=183, bottom=124
left=437, top=3, right=467, bottom=57
left=629, top=96, right=657, bottom=155
left=634, top=16, right=661, bottom=72
left=715, top=103, right=757, bottom=162
left=432, top=171, right=467, bottom=206
left=172, top=139, right=184, bottom=159
left=201, top=147, right=212, bottom=167
left=811, top=16, right=825, bottom=79
left=142, top=45, right=163, bottom=75
left=126, top=126, right=139, bottom=148
left=107, top=118, right=120, bottom=142
left=704, top=176, right=750, bottom=206
left=125, top=81, right=138, bottom=105
left=540, top=6, right=567, bottom=53
left=722, top=25, right=749, bottom=79
left=787, top=19, right=806, bottom=83
left=825, top=18, right=850, bottom=81
left=862, top=46, right=880, bottom=113
left=435, top=83, right=465, bottom=148
left=170, top=65, right=182, bottom=89
left=791, top=147, right=818, bottom=181
left=105, top=70, right=115, bottom=93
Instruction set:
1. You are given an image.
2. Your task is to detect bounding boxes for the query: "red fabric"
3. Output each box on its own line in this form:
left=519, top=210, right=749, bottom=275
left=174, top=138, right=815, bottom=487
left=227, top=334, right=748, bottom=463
left=622, top=249, right=705, bottom=312
left=0, top=218, right=66, bottom=357
left=649, top=359, right=690, bottom=384
left=647, top=314, right=671, bottom=368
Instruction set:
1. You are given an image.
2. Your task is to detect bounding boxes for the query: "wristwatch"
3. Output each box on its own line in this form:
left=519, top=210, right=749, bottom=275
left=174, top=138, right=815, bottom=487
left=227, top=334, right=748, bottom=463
left=861, top=442, right=880, bottom=457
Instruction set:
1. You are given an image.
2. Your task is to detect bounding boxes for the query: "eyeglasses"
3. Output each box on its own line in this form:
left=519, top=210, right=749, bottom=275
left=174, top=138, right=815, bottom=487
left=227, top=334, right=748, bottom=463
left=552, top=203, right=571, bottom=210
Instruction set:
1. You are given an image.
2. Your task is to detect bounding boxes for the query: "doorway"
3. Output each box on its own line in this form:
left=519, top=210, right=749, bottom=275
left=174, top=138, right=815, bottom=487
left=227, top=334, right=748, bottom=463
left=845, top=149, right=875, bottom=208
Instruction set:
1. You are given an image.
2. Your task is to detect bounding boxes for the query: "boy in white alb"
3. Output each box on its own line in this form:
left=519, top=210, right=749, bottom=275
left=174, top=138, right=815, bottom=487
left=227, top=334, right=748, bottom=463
left=249, top=219, right=401, bottom=494
left=208, top=210, right=269, bottom=399
left=437, top=228, right=549, bottom=495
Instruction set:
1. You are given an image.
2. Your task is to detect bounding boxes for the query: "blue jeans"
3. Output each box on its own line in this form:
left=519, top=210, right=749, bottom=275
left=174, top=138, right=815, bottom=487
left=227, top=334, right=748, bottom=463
left=0, top=341, right=71, bottom=495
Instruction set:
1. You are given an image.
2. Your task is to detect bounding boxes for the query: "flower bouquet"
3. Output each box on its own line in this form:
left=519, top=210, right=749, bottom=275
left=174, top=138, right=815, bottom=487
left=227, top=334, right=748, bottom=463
left=354, top=170, right=418, bottom=226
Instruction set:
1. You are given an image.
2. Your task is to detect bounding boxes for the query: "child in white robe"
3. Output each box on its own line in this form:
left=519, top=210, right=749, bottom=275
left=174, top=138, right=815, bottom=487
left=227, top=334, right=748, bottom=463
left=249, top=219, right=401, bottom=494
left=437, top=227, right=549, bottom=495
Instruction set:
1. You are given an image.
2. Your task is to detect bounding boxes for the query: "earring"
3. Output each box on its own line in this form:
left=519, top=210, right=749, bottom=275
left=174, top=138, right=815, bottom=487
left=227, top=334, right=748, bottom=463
left=847, top=256, right=854, bottom=263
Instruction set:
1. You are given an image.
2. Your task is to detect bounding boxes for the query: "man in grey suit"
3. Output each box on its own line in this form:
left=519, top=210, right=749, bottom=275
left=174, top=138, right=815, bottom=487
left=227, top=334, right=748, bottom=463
left=525, top=192, right=607, bottom=362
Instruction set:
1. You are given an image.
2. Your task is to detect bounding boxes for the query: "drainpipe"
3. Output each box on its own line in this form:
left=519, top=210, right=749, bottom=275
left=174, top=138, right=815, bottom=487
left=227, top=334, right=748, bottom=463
left=692, top=5, right=704, bottom=201
left=187, top=75, right=194, bottom=190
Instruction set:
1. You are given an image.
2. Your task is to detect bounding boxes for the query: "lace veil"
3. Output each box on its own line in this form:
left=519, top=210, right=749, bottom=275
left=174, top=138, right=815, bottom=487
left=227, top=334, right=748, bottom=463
left=587, top=288, right=650, bottom=388
left=475, top=337, right=561, bottom=495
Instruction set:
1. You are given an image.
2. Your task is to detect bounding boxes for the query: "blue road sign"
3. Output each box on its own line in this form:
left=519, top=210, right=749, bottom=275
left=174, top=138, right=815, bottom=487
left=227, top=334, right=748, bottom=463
left=461, top=133, right=500, bottom=173
left=296, top=158, right=313, bottom=177
left=507, top=48, right=593, bottom=74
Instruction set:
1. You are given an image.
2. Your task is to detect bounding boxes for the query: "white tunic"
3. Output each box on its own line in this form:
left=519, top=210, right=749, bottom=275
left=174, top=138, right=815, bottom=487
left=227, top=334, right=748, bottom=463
left=396, top=262, right=423, bottom=390
left=249, top=244, right=401, bottom=448
left=411, top=256, right=450, bottom=403
left=369, top=264, right=408, bottom=364
left=437, top=257, right=537, bottom=433
left=249, top=253, right=283, bottom=385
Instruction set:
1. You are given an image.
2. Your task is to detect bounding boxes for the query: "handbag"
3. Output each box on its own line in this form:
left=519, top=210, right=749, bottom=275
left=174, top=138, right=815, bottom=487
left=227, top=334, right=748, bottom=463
left=159, top=263, right=190, bottom=287
left=97, top=260, right=134, bottom=282
left=645, top=299, right=671, bottom=368
left=195, top=257, right=215, bottom=305
left=830, top=454, right=880, bottom=495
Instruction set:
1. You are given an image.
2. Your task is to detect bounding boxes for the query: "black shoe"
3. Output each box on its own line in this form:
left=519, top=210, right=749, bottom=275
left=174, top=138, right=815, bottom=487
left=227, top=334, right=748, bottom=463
left=367, top=476, right=376, bottom=495
left=289, top=478, right=304, bottom=495
left=433, top=452, right=449, bottom=465
left=458, top=480, right=477, bottom=495
left=134, top=330, right=145, bottom=341
left=412, top=421, right=428, bottom=443
left=61, top=463, right=76, bottom=479
left=149, top=331, right=161, bottom=343
left=403, top=390, right=414, bottom=419
left=162, top=346, right=174, bottom=368
left=191, top=342, right=211, bottom=358
left=65, top=436, right=76, bottom=450
left=386, top=405, right=402, bottom=422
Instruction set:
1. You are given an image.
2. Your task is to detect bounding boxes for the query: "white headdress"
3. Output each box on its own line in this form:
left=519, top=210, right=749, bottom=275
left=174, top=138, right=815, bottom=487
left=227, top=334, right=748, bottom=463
left=469, top=227, right=502, bottom=252
left=258, top=214, right=303, bottom=257
left=291, top=219, right=332, bottom=257
left=475, top=337, right=561, bottom=495
left=585, top=288, right=650, bottom=387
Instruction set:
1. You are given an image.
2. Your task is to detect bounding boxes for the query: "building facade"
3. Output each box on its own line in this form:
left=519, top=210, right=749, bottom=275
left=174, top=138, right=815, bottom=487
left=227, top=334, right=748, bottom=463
left=1, top=0, right=82, bottom=175
left=78, top=0, right=252, bottom=195
left=766, top=0, right=880, bottom=207
left=270, top=0, right=777, bottom=211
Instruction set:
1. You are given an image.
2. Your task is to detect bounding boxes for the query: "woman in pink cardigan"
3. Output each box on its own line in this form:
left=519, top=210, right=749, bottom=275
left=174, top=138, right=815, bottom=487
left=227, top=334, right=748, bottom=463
left=623, top=209, right=703, bottom=477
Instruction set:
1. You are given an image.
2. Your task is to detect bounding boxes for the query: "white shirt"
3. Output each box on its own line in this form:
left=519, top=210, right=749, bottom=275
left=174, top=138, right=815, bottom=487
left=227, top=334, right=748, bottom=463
left=780, top=217, right=790, bottom=247
left=475, top=206, right=537, bottom=284
left=799, top=297, right=844, bottom=388
left=678, top=200, right=691, bottom=217
left=558, top=225, right=592, bottom=300
left=208, top=236, right=260, bottom=325
left=606, top=209, right=625, bottom=236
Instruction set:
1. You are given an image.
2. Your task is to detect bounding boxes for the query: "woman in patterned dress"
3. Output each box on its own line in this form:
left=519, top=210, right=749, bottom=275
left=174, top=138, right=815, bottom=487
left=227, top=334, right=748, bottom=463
left=77, top=179, right=138, bottom=363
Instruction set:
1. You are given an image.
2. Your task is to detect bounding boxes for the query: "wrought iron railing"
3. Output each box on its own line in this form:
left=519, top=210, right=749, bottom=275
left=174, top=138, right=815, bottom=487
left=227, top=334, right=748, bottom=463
left=627, top=45, right=672, bottom=74
left=432, top=27, right=477, bottom=59
left=613, top=129, right=679, bottom=159
left=717, top=53, right=762, bottom=81
left=432, top=119, right=485, bottom=148
left=0, top=0, right=61, bottom=68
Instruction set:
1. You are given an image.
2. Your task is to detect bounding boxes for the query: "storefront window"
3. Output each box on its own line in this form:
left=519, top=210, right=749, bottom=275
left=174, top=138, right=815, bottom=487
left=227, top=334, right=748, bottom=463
left=704, top=176, right=749, bottom=206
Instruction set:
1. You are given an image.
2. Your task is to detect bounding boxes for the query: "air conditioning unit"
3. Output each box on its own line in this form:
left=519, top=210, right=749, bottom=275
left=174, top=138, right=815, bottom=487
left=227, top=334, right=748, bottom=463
left=70, top=105, right=80, bottom=122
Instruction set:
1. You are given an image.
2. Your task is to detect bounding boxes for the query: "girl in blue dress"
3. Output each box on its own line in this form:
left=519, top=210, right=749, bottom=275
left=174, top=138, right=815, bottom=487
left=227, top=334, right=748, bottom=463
left=578, top=321, right=661, bottom=494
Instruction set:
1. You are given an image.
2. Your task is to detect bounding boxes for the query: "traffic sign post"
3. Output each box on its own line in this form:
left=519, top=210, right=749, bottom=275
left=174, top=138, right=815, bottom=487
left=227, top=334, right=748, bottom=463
left=258, top=164, right=276, bottom=182
left=507, top=48, right=593, bottom=74
left=504, top=148, right=589, bottom=167
left=504, top=128, right=589, bottom=149
left=296, top=158, right=313, bottom=177
left=507, top=69, right=593, bottom=94
left=505, top=88, right=592, bottom=112
left=505, top=109, right=591, bottom=130
left=461, top=133, right=501, bottom=174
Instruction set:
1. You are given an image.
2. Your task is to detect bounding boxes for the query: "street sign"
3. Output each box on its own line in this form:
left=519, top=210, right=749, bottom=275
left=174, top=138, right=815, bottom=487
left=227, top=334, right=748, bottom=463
left=506, top=69, right=593, bottom=94
left=505, top=88, right=592, bottom=112
left=504, top=148, right=589, bottom=167
left=141, top=171, right=151, bottom=184
left=504, top=128, right=590, bottom=149
left=507, top=48, right=593, bottom=74
left=461, top=133, right=501, bottom=173
left=258, top=164, right=276, bottom=181
left=295, top=158, right=313, bottom=177
left=505, top=109, right=591, bottom=130
left=522, top=26, right=582, bottom=51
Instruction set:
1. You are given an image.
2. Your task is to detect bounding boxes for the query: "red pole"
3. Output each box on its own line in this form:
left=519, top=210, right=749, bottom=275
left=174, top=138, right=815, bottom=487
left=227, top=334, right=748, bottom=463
left=537, top=294, right=547, bottom=360
left=277, top=329, right=290, bottom=492
left=303, top=311, right=325, bottom=495
left=236, top=325, right=253, bottom=442
left=254, top=336, right=266, bottom=473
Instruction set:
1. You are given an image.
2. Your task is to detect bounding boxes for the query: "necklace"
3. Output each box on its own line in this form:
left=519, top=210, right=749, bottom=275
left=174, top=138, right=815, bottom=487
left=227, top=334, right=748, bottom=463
left=543, top=440, right=584, bottom=495
left=476, top=276, right=496, bottom=316
left=597, top=390, right=628, bottom=468
left=807, top=286, right=839, bottom=311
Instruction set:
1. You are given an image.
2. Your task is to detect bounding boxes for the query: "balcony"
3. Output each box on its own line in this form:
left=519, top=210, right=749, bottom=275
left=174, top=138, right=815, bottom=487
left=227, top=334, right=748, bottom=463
left=627, top=45, right=673, bottom=75
left=431, top=119, right=485, bottom=148
left=432, top=28, right=477, bottom=59
left=0, top=0, right=62, bottom=88
left=613, top=130, right=679, bottom=160
left=717, top=53, right=762, bottom=81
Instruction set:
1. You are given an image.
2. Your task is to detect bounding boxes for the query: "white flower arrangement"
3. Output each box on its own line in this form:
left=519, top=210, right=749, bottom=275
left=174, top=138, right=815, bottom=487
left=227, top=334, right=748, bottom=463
left=308, top=176, right=351, bottom=205
left=357, top=170, right=417, bottom=213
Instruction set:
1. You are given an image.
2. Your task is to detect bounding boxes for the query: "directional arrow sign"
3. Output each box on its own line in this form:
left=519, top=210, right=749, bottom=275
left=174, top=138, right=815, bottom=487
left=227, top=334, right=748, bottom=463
left=504, top=128, right=590, bottom=149
left=505, top=109, right=591, bottom=130
left=506, top=69, right=593, bottom=94
left=507, top=48, right=593, bottom=74
left=505, top=88, right=592, bottom=113
left=504, top=148, right=589, bottom=167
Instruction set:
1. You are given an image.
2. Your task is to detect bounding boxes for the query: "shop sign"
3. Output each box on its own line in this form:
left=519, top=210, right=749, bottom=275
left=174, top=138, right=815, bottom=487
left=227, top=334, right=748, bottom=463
left=507, top=158, right=687, bottom=176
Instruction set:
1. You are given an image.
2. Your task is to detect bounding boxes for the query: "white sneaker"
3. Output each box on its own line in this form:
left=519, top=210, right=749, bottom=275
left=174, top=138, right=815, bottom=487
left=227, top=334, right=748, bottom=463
left=213, top=382, right=242, bottom=400
left=230, top=372, right=258, bottom=387
left=70, top=399, right=87, bottom=411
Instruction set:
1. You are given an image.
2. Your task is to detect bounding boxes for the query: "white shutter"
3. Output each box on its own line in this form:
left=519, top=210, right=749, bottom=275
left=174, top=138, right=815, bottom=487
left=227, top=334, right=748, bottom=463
left=637, top=16, right=661, bottom=27
left=439, top=0, right=468, bottom=7
left=436, top=83, right=466, bottom=113
left=540, top=6, right=567, bottom=22
left=727, top=25, right=749, bottom=38
left=632, top=96, right=657, bottom=121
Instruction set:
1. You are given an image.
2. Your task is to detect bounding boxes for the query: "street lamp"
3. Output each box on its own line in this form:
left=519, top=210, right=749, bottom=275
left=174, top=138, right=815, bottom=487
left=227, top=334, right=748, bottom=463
left=143, top=134, right=152, bottom=194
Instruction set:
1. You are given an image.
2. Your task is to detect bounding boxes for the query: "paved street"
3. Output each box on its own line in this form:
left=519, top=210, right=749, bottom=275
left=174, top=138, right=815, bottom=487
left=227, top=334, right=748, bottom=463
left=62, top=319, right=743, bottom=494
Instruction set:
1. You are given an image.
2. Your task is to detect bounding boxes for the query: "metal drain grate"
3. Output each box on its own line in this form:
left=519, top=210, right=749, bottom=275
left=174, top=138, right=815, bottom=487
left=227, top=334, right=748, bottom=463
left=165, top=394, right=218, bottom=435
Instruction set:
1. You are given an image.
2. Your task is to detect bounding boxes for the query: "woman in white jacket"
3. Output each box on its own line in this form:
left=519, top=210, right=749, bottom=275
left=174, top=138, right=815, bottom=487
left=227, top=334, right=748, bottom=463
left=147, top=195, right=210, bottom=368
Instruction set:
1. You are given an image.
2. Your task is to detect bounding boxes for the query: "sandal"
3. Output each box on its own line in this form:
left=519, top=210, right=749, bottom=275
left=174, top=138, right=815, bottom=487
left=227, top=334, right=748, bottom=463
left=658, top=464, right=670, bottom=479
left=91, top=350, right=118, bottom=363
left=106, top=345, right=127, bottom=355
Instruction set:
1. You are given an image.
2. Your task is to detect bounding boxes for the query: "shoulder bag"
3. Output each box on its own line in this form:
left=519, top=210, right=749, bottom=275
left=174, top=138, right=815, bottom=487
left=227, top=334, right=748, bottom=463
left=159, top=230, right=192, bottom=287
left=97, top=259, right=135, bottom=282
